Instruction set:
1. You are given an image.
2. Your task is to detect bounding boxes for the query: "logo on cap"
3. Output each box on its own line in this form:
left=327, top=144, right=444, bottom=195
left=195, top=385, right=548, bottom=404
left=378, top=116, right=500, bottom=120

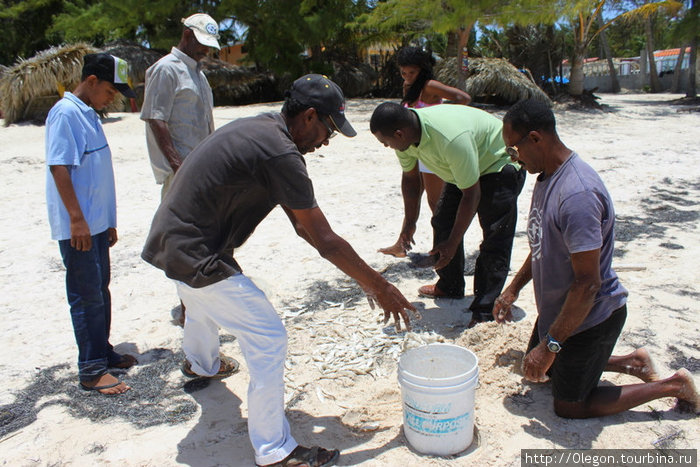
left=116, top=58, right=129, bottom=84
left=206, top=23, right=217, bottom=35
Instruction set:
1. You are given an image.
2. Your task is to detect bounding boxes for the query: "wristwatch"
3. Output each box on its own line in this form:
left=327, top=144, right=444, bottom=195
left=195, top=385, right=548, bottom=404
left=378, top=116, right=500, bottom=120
left=545, top=333, right=562, bottom=353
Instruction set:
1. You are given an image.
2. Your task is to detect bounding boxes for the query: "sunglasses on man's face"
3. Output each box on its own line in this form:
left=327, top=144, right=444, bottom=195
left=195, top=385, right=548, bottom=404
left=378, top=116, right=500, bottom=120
left=319, top=114, right=337, bottom=140
left=505, top=132, right=530, bottom=160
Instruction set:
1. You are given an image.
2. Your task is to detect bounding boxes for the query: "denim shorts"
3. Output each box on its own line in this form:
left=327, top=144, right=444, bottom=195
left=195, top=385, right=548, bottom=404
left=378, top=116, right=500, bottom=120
left=527, top=305, right=627, bottom=402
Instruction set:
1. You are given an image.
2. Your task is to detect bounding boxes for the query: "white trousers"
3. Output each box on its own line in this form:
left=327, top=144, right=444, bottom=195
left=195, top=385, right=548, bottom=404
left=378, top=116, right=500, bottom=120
left=176, top=274, right=298, bottom=465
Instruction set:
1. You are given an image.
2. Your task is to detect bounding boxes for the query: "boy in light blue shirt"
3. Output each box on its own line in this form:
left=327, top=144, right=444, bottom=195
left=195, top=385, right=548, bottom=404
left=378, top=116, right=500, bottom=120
left=46, top=53, right=136, bottom=395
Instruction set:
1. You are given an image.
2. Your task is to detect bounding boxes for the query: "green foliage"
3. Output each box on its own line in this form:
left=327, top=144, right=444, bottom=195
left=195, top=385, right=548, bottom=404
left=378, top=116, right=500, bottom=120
left=355, top=0, right=522, bottom=53
left=594, top=17, right=646, bottom=56
left=0, top=0, right=231, bottom=65
left=0, top=0, right=66, bottom=65
left=218, top=0, right=369, bottom=75
left=668, top=0, right=699, bottom=45
left=49, top=0, right=223, bottom=50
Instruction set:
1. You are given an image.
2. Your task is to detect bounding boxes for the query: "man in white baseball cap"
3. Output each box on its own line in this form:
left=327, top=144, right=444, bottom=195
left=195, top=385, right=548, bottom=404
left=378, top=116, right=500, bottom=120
left=141, top=13, right=222, bottom=327
left=181, top=13, right=221, bottom=50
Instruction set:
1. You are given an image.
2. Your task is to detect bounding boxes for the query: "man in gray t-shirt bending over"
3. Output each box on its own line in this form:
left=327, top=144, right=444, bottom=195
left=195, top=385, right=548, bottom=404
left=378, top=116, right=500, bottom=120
left=493, top=99, right=698, bottom=419
left=142, top=74, right=416, bottom=467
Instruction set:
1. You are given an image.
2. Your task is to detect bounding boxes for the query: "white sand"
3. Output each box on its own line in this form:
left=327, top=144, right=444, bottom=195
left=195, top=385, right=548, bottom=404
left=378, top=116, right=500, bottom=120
left=1, top=94, right=698, bottom=466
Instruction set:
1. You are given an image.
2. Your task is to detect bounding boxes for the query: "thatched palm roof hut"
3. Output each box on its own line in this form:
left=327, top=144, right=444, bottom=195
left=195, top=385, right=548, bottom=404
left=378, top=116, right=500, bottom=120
left=0, top=43, right=129, bottom=126
left=436, top=57, right=551, bottom=106
left=0, top=65, right=6, bottom=119
left=200, top=56, right=278, bottom=105
left=1, top=41, right=281, bottom=125
left=102, top=40, right=165, bottom=104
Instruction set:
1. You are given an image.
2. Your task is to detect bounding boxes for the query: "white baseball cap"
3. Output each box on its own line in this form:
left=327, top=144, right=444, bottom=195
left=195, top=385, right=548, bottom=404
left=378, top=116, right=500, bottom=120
left=182, top=13, right=221, bottom=50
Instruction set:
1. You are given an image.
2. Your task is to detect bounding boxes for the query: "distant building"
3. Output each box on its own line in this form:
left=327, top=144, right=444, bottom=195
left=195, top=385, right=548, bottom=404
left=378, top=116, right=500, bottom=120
left=359, top=42, right=400, bottom=69
left=560, top=47, right=697, bottom=92
left=561, top=47, right=694, bottom=79
left=650, top=47, right=691, bottom=74
left=219, top=44, right=247, bottom=66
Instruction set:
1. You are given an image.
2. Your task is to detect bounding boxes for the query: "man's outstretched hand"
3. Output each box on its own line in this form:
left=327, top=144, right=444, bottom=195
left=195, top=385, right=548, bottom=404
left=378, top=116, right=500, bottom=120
left=364, top=283, right=420, bottom=332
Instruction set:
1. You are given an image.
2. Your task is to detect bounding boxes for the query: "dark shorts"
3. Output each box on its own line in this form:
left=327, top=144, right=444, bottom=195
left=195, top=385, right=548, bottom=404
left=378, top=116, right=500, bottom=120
left=527, top=305, right=627, bottom=403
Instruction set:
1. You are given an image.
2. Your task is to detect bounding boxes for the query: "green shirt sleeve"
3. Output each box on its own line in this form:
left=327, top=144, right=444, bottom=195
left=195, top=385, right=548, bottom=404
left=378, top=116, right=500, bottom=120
left=396, top=149, right=418, bottom=172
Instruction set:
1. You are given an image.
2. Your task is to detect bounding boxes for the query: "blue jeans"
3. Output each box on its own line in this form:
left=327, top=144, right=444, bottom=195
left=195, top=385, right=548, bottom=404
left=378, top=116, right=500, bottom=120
left=59, top=230, right=120, bottom=382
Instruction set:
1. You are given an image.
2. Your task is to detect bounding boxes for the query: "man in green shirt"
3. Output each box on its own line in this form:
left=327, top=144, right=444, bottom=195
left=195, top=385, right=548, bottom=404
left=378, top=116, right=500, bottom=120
left=371, top=102, right=526, bottom=326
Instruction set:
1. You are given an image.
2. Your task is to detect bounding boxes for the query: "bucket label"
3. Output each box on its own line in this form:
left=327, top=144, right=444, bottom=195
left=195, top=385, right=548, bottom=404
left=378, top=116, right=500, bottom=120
left=404, top=409, right=470, bottom=435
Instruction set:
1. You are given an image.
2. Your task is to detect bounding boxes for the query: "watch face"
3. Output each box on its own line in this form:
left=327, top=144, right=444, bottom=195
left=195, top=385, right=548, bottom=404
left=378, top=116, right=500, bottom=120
left=548, top=341, right=561, bottom=353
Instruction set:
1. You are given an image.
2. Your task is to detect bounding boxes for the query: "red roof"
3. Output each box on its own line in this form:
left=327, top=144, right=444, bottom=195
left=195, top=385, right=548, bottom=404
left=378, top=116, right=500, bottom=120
left=654, top=47, right=691, bottom=58
left=561, top=47, right=691, bottom=66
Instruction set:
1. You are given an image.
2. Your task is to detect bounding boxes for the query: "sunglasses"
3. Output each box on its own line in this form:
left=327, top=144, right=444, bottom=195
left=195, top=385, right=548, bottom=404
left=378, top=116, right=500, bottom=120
left=505, top=132, right=530, bottom=159
left=319, top=114, right=338, bottom=139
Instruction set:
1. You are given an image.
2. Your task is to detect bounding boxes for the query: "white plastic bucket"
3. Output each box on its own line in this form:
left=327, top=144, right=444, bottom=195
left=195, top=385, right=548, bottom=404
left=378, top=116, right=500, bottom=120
left=397, top=343, right=479, bottom=456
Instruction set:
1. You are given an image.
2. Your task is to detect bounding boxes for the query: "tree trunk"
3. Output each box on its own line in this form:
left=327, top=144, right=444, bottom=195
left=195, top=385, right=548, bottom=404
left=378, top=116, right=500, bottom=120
left=560, top=42, right=565, bottom=89
left=687, top=0, right=698, bottom=98
left=547, top=49, right=557, bottom=94
left=645, top=16, right=663, bottom=92
left=598, top=12, right=620, bottom=93
left=688, top=36, right=697, bottom=98
left=569, top=39, right=587, bottom=96
left=455, top=24, right=473, bottom=91
left=671, top=45, right=686, bottom=93
left=446, top=31, right=458, bottom=58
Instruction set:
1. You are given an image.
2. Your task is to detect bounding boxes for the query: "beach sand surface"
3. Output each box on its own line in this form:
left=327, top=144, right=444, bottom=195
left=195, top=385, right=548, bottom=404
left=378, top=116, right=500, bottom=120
left=1, top=94, right=698, bottom=466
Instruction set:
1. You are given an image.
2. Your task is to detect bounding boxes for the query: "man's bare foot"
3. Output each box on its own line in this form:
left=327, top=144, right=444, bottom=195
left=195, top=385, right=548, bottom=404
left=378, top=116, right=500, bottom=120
left=674, top=368, right=699, bottom=414
left=628, top=348, right=659, bottom=382
left=606, top=348, right=659, bottom=382
left=80, top=373, right=130, bottom=395
left=378, top=243, right=407, bottom=258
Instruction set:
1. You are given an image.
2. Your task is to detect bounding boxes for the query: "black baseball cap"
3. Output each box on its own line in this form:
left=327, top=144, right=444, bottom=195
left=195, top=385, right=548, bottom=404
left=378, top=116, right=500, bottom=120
left=83, top=53, right=136, bottom=98
left=288, top=74, right=356, bottom=137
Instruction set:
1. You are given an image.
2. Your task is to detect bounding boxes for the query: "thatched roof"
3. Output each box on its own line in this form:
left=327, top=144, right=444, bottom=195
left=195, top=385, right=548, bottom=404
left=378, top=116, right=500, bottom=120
left=436, top=57, right=551, bottom=106
left=103, top=40, right=165, bottom=84
left=0, top=42, right=281, bottom=125
left=0, top=43, right=129, bottom=126
left=200, top=56, right=279, bottom=105
left=102, top=40, right=165, bottom=100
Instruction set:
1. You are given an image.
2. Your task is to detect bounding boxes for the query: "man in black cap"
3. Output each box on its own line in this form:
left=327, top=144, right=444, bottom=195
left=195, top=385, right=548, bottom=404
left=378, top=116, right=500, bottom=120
left=46, top=53, right=136, bottom=395
left=142, top=74, right=416, bottom=467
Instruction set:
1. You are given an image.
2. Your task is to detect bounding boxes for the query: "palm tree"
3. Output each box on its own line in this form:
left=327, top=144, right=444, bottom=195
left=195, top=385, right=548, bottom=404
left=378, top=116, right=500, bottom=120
left=564, top=0, right=683, bottom=96
left=597, top=11, right=621, bottom=93
left=619, top=0, right=685, bottom=92
left=355, top=0, right=511, bottom=90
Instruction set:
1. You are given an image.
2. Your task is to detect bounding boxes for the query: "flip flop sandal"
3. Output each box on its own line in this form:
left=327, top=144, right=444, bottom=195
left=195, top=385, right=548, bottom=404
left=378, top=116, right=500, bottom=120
left=257, top=445, right=339, bottom=467
left=109, top=354, right=138, bottom=369
left=79, top=381, right=127, bottom=395
left=181, top=356, right=240, bottom=379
